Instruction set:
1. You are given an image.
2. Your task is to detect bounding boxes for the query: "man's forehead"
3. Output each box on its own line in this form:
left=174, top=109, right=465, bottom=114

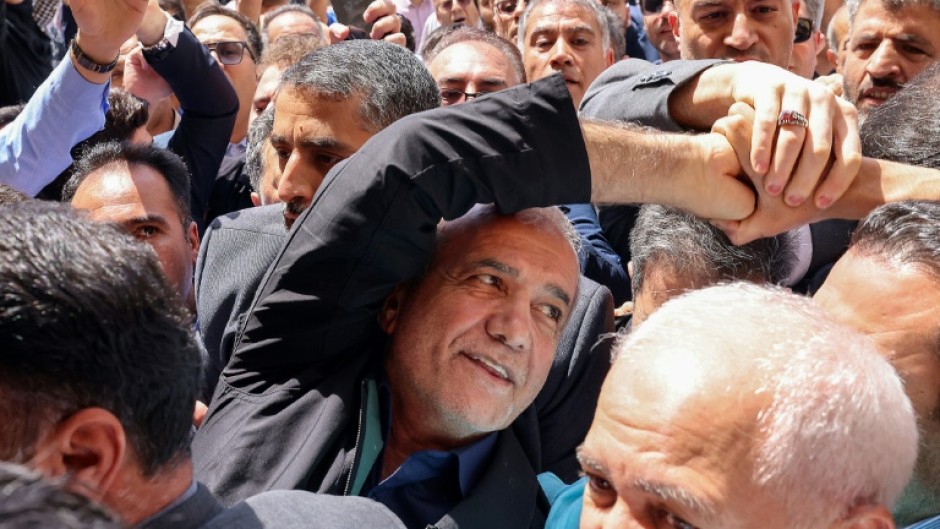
left=530, top=2, right=602, bottom=31
left=431, top=42, right=516, bottom=81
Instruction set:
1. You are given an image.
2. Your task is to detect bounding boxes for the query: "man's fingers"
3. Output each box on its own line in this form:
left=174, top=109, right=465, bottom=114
left=328, top=23, right=350, bottom=44
left=767, top=91, right=809, bottom=201
left=363, top=0, right=395, bottom=23
left=749, top=86, right=782, bottom=177
left=370, top=14, right=401, bottom=40
left=782, top=90, right=833, bottom=207
left=383, top=32, right=407, bottom=47
left=814, top=100, right=862, bottom=208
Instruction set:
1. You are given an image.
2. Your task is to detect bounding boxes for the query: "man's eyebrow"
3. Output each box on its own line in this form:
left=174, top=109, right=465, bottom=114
left=124, top=214, right=170, bottom=226
left=634, top=478, right=716, bottom=519
left=894, top=33, right=935, bottom=47
left=439, top=76, right=510, bottom=87
left=576, top=446, right=608, bottom=475
left=297, top=136, right=355, bottom=153
left=691, top=0, right=725, bottom=8
left=562, top=23, right=597, bottom=35
left=470, top=258, right=572, bottom=306
left=269, top=134, right=289, bottom=146
left=471, top=258, right=519, bottom=278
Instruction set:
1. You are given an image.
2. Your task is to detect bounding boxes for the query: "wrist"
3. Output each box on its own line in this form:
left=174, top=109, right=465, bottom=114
left=138, top=9, right=169, bottom=47
left=73, top=33, right=120, bottom=68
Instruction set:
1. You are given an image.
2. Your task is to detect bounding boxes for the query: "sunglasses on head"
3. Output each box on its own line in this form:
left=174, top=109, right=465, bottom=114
left=205, top=41, right=256, bottom=65
left=794, top=17, right=813, bottom=43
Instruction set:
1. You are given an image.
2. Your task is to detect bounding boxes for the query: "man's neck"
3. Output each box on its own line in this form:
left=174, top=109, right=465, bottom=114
left=105, top=459, right=195, bottom=526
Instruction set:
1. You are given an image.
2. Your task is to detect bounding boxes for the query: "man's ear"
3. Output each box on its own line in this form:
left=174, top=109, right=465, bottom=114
left=627, top=260, right=635, bottom=281
left=379, top=284, right=410, bottom=335
left=250, top=191, right=261, bottom=207
left=605, top=47, right=615, bottom=66
left=831, top=504, right=895, bottom=529
left=30, top=408, right=127, bottom=502
left=791, top=0, right=801, bottom=24
left=668, top=10, right=681, bottom=38
left=187, top=221, right=200, bottom=266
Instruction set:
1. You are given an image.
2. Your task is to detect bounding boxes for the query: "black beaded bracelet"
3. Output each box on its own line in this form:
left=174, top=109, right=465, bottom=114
left=70, top=39, right=120, bottom=74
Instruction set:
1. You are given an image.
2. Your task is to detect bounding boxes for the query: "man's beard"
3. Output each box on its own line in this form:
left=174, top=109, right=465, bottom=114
left=283, top=199, right=307, bottom=230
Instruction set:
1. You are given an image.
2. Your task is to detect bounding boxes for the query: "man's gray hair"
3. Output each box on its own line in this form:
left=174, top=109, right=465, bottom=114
left=802, top=0, right=825, bottom=30
left=260, top=4, right=322, bottom=45
left=628, top=204, right=793, bottom=298
left=616, top=283, right=918, bottom=529
left=518, top=0, right=613, bottom=53
left=846, top=0, right=940, bottom=25
left=423, top=27, right=527, bottom=85
left=849, top=201, right=940, bottom=279
left=280, top=40, right=441, bottom=133
left=246, top=104, right=275, bottom=194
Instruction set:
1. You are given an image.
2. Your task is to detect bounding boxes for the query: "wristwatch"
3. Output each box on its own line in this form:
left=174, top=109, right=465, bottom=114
left=141, top=14, right=185, bottom=64
left=70, top=39, right=119, bottom=73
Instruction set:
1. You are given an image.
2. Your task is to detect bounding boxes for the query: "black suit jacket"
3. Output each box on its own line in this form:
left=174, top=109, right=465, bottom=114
left=192, top=75, right=607, bottom=529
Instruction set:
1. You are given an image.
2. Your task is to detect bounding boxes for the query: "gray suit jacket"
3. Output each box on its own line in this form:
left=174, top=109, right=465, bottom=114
left=194, top=204, right=286, bottom=400
left=139, top=483, right=406, bottom=529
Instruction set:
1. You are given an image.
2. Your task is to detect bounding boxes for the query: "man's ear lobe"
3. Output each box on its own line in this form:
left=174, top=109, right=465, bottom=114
left=32, top=408, right=127, bottom=502
left=379, top=284, right=409, bottom=335
left=832, top=504, right=896, bottom=529
left=668, top=11, right=681, bottom=37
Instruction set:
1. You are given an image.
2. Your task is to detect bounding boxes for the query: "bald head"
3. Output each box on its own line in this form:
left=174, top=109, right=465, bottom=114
left=579, top=283, right=917, bottom=529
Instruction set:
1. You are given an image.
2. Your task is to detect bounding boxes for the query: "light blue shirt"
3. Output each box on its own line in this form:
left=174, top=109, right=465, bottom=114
left=0, top=57, right=109, bottom=196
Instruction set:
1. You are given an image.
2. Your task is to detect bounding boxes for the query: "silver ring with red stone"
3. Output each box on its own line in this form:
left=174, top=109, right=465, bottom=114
left=777, top=109, right=809, bottom=128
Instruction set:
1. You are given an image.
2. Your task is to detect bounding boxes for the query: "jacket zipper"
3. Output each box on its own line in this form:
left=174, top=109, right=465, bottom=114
left=344, top=379, right=369, bottom=496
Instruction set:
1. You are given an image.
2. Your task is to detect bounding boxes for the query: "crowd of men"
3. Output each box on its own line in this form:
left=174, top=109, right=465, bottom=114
left=0, top=0, right=938, bottom=526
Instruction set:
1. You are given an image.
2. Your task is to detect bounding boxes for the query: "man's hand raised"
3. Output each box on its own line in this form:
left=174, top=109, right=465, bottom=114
left=71, top=0, right=147, bottom=83
left=328, top=0, right=406, bottom=47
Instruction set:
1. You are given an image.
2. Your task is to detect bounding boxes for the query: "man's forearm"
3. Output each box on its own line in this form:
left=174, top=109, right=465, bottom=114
left=823, top=158, right=940, bottom=220
left=584, top=120, right=755, bottom=221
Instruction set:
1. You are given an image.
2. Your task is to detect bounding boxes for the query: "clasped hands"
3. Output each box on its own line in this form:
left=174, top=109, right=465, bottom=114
left=699, top=67, right=861, bottom=245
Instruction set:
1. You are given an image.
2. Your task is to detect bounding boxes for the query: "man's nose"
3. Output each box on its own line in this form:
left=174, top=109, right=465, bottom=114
left=724, top=13, right=759, bottom=50
left=866, top=40, right=903, bottom=82
left=549, top=40, right=575, bottom=69
left=485, top=296, right=532, bottom=352
left=276, top=155, right=319, bottom=207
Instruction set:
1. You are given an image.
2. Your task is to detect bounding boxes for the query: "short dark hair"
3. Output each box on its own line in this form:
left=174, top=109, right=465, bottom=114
left=247, top=104, right=275, bottom=193
left=37, top=90, right=150, bottom=202
left=850, top=201, right=940, bottom=279
left=258, top=32, right=322, bottom=71
left=0, top=462, right=123, bottom=529
left=861, top=61, right=940, bottom=170
left=0, top=103, right=26, bottom=129
left=189, top=4, right=263, bottom=61
left=629, top=204, right=794, bottom=296
left=63, top=142, right=193, bottom=229
left=280, top=40, right=440, bottom=133
left=422, top=26, right=527, bottom=84
left=0, top=184, right=27, bottom=205
left=0, top=202, right=202, bottom=476
left=260, top=4, right=322, bottom=42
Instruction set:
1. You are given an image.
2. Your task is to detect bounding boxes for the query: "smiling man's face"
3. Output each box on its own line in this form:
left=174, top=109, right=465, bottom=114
left=379, top=207, right=579, bottom=443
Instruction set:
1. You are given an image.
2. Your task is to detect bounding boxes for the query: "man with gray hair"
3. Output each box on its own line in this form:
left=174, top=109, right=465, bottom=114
left=546, top=282, right=918, bottom=529
left=626, top=204, right=793, bottom=326
left=789, top=0, right=828, bottom=77
left=517, top=0, right=615, bottom=107
left=841, top=0, right=940, bottom=122
left=194, top=39, right=439, bottom=400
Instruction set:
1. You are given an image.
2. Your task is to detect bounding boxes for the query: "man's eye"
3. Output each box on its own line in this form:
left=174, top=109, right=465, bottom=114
left=537, top=304, right=562, bottom=322
left=752, top=5, right=776, bottom=14
left=275, top=149, right=290, bottom=161
left=316, top=153, right=343, bottom=166
left=135, top=226, right=158, bottom=239
left=664, top=512, right=698, bottom=529
left=902, top=44, right=927, bottom=55
left=698, top=11, right=725, bottom=21
left=476, top=274, right=500, bottom=287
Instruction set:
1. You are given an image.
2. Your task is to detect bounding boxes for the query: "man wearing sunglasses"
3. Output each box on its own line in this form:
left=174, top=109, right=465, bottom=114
left=788, top=0, right=827, bottom=78
left=639, top=0, right=680, bottom=62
